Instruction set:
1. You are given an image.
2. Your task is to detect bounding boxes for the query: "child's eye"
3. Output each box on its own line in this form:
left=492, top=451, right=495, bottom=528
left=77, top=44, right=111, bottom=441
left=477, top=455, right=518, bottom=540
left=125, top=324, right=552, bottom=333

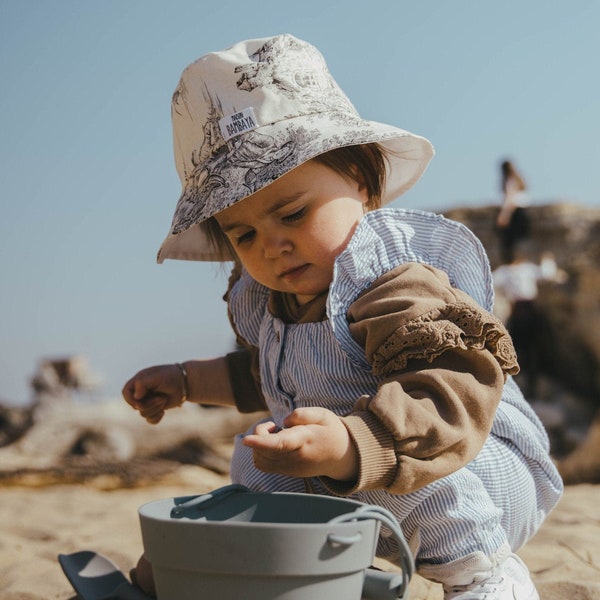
left=236, top=230, right=255, bottom=245
left=282, top=207, right=306, bottom=223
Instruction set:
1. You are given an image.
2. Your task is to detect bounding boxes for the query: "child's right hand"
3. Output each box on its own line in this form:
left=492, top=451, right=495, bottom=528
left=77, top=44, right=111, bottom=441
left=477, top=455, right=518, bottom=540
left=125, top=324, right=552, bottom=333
left=122, top=364, right=186, bottom=424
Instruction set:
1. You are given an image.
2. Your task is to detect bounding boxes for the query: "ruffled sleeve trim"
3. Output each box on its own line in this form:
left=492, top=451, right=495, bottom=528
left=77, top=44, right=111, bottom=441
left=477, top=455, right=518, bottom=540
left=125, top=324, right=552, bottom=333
left=327, top=208, right=497, bottom=368
left=372, top=300, right=519, bottom=377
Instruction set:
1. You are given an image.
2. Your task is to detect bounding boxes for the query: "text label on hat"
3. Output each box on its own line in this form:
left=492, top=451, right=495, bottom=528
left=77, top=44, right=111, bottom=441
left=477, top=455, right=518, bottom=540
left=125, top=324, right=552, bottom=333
left=219, top=107, right=258, bottom=142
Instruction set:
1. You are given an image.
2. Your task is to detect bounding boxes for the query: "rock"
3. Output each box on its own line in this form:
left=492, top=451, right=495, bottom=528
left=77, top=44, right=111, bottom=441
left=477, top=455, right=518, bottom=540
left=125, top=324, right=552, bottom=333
left=0, top=396, right=261, bottom=487
left=444, top=202, right=600, bottom=405
left=30, top=356, right=102, bottom=396
left=444, top=202, right=600, bottom=482
left=0, top=402, right=33, bottom=447
left=558, top=413, right=600, bottom=485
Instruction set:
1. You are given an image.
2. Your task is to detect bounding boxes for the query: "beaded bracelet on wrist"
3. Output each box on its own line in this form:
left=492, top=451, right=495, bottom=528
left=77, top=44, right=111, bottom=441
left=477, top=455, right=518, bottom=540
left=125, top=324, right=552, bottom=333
left=175, top=362, right=189, bottom=404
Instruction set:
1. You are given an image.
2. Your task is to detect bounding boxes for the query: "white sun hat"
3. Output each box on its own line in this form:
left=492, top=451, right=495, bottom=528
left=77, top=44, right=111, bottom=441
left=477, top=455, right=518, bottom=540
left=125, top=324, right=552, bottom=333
left=158, top=34, right=434, bottom=262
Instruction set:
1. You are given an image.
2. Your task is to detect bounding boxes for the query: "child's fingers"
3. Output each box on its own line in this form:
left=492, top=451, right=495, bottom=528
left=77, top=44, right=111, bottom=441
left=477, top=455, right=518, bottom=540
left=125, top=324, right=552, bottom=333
left=144, top=410, right=165, bottom=425
left=140, top=402, right=166, bottom=424
left=122, top=379, right=141, bottom=409
left=123, top=378, right=155, bottom=410
left=283, top=406, right=332, bottom=428
left=131, top=394, right=166, bottom=423
left=252, top=420, right=278, bottom=435
left=243, top=426, right=306, bottom=453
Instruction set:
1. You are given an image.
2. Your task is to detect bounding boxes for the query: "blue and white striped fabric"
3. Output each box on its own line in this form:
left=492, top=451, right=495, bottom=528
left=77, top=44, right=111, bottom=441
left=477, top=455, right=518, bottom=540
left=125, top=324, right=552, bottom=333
left=227, top=208, right=563, bottom=567
left=328, top=208, right=495, bottom=369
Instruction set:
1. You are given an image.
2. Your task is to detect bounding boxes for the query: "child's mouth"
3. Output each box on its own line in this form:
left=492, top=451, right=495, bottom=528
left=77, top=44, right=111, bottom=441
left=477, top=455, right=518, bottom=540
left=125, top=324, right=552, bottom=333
left=280, top=264, right=310, bottom=280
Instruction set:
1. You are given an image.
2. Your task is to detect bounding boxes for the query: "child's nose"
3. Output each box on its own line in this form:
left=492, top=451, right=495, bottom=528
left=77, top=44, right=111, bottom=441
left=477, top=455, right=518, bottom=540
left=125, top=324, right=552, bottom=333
left=263, top=234, right=292, bottom=258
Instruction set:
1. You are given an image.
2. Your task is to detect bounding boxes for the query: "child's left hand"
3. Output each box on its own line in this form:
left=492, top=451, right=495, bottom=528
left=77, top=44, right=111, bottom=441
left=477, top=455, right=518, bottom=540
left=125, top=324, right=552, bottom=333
left=242, top=407, right=359, bottom=482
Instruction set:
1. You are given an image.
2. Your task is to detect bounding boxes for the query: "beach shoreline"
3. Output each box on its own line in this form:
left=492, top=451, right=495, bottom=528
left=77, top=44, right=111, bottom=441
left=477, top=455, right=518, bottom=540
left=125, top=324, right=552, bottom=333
left=1, top=467, right=599, bottom=600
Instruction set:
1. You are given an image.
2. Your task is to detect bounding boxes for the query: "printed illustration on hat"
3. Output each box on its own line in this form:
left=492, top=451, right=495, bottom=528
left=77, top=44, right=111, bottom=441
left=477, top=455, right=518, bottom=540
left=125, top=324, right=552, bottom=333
left=158, top=34, right=434, bottom=262
left=169, top=35, right=378, bottom=234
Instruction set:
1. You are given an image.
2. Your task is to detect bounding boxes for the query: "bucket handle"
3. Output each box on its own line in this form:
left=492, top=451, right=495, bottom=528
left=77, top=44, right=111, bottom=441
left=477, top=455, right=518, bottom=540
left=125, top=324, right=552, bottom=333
left=327, top=532, right=363, bottom=547
left=328, top=505, right=413, bottom=599
left=170, top=484, right=250, bottom=518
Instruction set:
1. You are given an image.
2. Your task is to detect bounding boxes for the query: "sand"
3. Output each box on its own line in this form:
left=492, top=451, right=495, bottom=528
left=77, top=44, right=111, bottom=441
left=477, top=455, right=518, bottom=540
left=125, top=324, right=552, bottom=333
left=1, top=467, right=599, bottom=600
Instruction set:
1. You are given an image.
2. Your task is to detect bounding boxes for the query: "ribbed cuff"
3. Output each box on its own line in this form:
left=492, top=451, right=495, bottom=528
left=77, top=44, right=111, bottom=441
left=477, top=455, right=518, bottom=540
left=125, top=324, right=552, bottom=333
left=319, top=410, right=397, bottom=496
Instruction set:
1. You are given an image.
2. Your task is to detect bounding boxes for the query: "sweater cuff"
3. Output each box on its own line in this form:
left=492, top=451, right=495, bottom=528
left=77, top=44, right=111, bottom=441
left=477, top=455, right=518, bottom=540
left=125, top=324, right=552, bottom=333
left=225, top=350, right=267, bottom=413
left=319, top=410, right=397, bottom=496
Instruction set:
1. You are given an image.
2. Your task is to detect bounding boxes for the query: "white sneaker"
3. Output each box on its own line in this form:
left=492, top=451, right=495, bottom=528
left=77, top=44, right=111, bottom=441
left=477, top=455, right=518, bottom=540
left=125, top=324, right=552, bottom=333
left=443, top=554, right=539, bottom=600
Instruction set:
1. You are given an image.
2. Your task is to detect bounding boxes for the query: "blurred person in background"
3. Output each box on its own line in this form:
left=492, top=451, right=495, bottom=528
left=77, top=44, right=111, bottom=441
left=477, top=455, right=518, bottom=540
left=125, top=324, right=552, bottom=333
left=496, top=160, right=531, bottom=264
left=493, top=246, right=567, bottom=399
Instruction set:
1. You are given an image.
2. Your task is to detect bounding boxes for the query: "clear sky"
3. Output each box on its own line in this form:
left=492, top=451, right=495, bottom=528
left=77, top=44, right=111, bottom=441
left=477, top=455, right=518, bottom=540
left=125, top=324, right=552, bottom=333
left=1, top=0, right=598, bottom=405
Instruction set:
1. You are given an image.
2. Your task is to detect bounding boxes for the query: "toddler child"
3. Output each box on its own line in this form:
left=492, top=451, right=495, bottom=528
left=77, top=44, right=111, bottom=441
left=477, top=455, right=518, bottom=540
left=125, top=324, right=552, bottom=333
left=123, top=34, right=562, bottom=599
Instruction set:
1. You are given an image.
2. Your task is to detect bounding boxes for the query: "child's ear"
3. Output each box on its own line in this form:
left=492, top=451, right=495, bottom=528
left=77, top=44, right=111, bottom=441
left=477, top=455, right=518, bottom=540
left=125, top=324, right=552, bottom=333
left=349, top=165, right=367, bottom=191
left=346, top=165, right=373, bottom=211
left=350, top=168, right=371, bottom=210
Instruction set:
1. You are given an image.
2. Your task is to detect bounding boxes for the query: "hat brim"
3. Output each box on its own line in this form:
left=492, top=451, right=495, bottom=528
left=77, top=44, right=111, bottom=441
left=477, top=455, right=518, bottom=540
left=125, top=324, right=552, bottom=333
left=157, top=113, right=434, bottom=263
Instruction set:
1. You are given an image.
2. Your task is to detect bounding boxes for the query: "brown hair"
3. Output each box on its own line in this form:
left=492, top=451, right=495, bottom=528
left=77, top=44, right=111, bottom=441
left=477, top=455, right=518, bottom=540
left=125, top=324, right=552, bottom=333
left=200, top=142, right=388, bottom=261
left=501, top=160, right=527, bottom=192
left=312, top=143, right=387, bottom=211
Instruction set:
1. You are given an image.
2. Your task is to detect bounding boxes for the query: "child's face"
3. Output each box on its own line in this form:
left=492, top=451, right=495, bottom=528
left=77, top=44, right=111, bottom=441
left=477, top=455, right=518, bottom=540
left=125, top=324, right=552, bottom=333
left=215, top=160, right=369, bottom=304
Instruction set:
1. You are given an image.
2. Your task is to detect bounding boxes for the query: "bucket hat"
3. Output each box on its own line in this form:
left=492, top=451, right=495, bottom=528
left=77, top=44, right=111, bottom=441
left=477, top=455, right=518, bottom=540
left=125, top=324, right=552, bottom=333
left=158, top=34, right=434, bottom=262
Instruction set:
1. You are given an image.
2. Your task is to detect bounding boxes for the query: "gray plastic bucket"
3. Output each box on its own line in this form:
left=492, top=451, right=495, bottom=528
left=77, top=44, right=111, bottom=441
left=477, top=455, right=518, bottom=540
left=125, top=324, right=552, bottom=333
left=138, top=484, right=412, bottom=600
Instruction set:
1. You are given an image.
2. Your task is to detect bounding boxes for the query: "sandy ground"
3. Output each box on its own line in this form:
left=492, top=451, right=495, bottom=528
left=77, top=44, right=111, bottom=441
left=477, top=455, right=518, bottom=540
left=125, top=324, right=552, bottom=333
left=1, top=468, right=599, bottom=600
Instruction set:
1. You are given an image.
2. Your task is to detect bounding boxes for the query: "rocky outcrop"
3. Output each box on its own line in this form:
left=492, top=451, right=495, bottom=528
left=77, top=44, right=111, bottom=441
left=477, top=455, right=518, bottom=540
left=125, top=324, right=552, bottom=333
left=443, top=202, right=600, bottom=402
left=0, top=394, right=260, bottom=487
left=444, top=202, right=600, bottom=480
